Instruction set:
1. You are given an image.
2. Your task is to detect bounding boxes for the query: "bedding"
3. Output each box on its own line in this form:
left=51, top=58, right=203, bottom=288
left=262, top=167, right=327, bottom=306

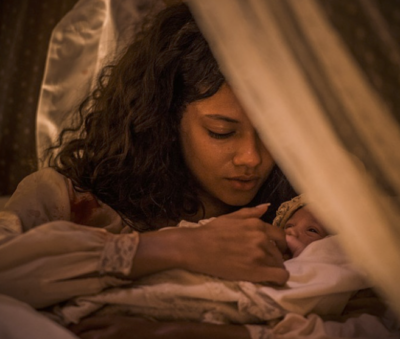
left=5, top=0, right=400, bottom=336
left=1, top=168, right=398, bottom=339
left=54, top=234, right=371, bottom=326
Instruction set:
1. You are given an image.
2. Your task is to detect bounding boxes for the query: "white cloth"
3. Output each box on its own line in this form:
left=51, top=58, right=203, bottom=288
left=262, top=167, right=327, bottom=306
left=188, top=0, right=400, bottom=318
left=246, top=312, right=399, bottom=339
left=0, top=294, right=78, bottom=339
left=54, top=234, right=370, bottom=326
left=0, top=169, right=397, bottom=338
left=0, top=169, right=139, bottom=309
left=36, top=0, right=164, bottom=161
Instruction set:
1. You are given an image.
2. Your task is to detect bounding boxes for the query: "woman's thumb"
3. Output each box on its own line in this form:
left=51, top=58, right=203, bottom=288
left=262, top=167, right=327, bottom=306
left=229, top=203, right=270, bottom=219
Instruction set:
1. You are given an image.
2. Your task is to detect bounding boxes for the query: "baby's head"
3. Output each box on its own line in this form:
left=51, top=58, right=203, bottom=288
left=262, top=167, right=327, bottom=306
left=273, top=195, right=328, bottom=258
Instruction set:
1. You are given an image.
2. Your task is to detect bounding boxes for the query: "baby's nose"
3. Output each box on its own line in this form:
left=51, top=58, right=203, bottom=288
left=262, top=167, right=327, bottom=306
left=286, top=234, right=306, bottom=258
left=285, top=227, right=297, bottom=237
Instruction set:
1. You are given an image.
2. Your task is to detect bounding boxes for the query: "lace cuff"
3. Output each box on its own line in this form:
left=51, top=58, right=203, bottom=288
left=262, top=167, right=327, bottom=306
left=99, top=232, right=139, bottom=276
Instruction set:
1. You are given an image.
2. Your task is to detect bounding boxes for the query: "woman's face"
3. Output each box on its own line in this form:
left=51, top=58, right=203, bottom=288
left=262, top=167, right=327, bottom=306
left=179, top=84, right=274, bottom=217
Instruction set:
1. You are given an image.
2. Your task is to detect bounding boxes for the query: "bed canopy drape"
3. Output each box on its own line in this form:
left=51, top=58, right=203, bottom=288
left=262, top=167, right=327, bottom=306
left=36, top=0, right=400, bottom=319
left=188, top=0, right=400, bottom=317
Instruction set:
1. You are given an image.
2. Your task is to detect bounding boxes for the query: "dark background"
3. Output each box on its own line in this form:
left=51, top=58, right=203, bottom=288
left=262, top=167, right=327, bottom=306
left=0, top=0, right=79, bottom=195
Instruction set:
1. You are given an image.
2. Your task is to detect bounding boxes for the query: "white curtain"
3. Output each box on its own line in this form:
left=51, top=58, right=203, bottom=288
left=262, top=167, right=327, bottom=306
left=36, top=0, right=163, bottom=162
left=188, top=0, right=400, bottom=317
left=37, top=0, right=400, bottom=319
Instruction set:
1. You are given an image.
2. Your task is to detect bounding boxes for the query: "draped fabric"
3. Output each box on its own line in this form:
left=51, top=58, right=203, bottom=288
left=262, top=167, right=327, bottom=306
left=34, top=0, right=400, bottom=321
left=0, top=0, right=79, bottom=196
left=36, top=0, right=163, bottom=162
left=188, top=0, right=400, bottom=318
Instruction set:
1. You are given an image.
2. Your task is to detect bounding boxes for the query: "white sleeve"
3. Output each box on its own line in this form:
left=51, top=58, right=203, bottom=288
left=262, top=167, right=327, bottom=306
left=0, top=169, right=139, bottom=308
left=0, top=294, right=79, bottom=339
left=0, top=221, right=139, bottom=308
left=0, top=168, right=72, bottom=239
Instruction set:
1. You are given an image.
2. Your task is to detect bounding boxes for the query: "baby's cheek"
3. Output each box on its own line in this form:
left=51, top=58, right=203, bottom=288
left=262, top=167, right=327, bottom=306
left=286, top=235, right=306, bottom=258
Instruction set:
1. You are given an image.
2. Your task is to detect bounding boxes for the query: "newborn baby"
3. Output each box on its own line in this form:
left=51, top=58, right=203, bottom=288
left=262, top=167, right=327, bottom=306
left=284, top=206, right=328, bottom=258
left=55, top=195, right=368, bottom=327
left=272, top=194, right=329, bottom=259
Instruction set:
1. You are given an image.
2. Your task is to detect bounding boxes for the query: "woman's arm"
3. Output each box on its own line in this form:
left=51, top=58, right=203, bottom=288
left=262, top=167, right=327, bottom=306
left=129, top=205, right=289, bottom=284
left=3, top=169, right=287, bottom=285
left=0, top=169, right=287, bottom=310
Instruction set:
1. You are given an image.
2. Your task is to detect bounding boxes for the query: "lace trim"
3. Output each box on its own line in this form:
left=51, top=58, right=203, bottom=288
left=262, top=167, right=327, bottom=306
left=272, top=195, right=305, bottom=229
left=99, top=232, right=139, bottom=276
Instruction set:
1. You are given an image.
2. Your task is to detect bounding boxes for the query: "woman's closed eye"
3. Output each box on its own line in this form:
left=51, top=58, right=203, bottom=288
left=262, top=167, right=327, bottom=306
left=208, top=130, right=235, bottom=139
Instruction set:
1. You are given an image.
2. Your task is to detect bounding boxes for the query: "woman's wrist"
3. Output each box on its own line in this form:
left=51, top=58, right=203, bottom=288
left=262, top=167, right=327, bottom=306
left=128, top=227, right=189, bottom=279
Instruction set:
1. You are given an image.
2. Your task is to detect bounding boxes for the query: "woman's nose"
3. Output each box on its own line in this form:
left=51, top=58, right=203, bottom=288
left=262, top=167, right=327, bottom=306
left=233, top=134, right=263, bottom=168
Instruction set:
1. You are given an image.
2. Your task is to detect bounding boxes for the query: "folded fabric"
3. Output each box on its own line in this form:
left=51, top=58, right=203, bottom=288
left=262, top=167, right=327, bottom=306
left=55, top=234, right=371, bottom=325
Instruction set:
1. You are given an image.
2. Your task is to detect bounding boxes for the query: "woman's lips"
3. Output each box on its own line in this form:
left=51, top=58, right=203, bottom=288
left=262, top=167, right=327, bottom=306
left=226, top=177, right=259, bottom=191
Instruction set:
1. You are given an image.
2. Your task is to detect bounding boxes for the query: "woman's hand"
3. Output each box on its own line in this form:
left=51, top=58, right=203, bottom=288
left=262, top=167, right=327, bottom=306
left=129, top=204, right=289, bottom=285
left=181, top=205, right=289, bottom=284
left=69, top=315, right=250, bottom=339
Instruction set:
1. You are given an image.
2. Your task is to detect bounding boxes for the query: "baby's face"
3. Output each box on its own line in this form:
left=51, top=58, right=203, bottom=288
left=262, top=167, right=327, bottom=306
left=284, top=207, right=327, bottom=258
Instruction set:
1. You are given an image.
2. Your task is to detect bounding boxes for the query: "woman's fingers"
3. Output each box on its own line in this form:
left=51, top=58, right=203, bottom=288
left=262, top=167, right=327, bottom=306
left=259, top=267, right=290, bottom=285
left=226, top=204, right=271, bottom=219
left=133, top=205, right=289, bottom=284
left=181, top=213, right=289, bottom=283
left=264, top=223, right=287, bottom=254
left=222, top=206, right=287, bottom=253
left=211, top=207, right=287, bottom=255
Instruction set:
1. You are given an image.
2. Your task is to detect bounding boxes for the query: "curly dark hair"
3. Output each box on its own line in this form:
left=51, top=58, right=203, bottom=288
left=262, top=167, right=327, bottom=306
left=48, top=4, right=225, bottom=230
left=48, top=3, right=296, bottom=230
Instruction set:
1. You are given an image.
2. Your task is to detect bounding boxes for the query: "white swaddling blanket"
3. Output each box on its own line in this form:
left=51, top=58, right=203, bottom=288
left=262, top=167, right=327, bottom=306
left=54, top=233, right=371, bottom=325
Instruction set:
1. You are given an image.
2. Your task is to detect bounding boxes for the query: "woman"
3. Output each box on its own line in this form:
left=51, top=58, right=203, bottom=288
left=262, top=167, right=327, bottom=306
left=0, top=3, right=297, bottom=338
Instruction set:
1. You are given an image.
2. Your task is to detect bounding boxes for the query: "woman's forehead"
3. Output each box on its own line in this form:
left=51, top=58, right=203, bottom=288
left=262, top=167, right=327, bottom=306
left=187, top=85, right=251, bottom=122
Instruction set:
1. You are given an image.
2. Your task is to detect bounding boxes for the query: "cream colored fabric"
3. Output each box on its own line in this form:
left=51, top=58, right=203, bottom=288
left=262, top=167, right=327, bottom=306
left=0, top=294, right=79, bottom=339
left=36, top=0, right=164, bottom=162
left=0, top=169, right=139, bottom=309
left=53, top=233, right=370, bottom=327
left=29, top=0, right=400, bottom=337
left=246, top=313, right=398, bottom=339
left=188, top=0, right=400, bottom=318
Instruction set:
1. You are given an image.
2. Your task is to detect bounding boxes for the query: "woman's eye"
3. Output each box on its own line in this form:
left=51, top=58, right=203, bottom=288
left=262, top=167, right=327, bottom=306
left=208, top=130, right=235, bottom=139
left=308, top=228, right=318, bottom=234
